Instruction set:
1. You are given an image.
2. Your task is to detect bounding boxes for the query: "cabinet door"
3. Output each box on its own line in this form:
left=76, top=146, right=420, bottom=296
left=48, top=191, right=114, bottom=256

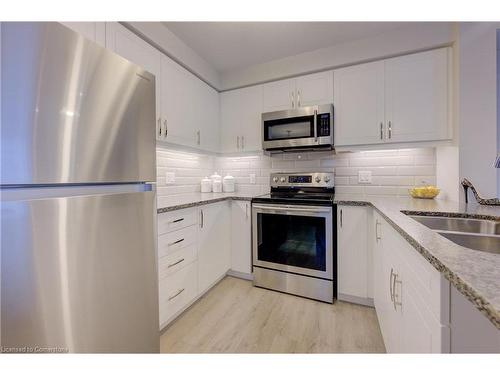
left=220, top=85, right=263, bottom=153
left=334, top=61, right=385, bottom=146
left=262, top=78, right=296, bottom=112
left=295, top=71, right=333, bottom=107
left=198, top=202, right=231, bottom=293
left=60, top=22, right=106, bottom=46
left=197, top=80, right=220, bottom=152
left=105, top=23, right=162, bottom=140
left=160, top=55, right=199, bottom=147
left=230, top=201, right=252, bottom=274
left=384, top=48, right=450, bottom=143
left=337, top=205, right=368, bottom=300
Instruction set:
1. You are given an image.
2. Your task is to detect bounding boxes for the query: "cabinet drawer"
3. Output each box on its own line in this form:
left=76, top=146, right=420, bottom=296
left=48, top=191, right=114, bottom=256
left=158, top=225, right=197, bottom=259
left=159, top=261, right=198, bottom=325
left=158, top=208, right=197, bottom=235
left=158, top=243, right=197, bottom=278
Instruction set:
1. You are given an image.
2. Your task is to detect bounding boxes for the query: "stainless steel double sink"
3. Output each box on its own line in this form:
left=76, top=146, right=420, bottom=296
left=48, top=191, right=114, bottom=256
left=405, top=214, right=500, bottom=254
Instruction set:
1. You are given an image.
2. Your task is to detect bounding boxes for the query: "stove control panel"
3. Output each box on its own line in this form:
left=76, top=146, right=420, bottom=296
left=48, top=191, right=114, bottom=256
left=270, top=172, right=335, bottom=188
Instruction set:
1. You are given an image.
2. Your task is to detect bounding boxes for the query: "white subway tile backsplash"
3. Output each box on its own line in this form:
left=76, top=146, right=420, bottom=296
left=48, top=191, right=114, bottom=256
left=156, top=146, right=436, bottom=198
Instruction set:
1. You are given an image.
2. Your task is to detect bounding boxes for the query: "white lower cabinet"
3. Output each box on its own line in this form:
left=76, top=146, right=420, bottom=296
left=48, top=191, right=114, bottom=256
left=197, top=201, right=231, bottom=294
left=372, top=211, right=450, bottom=353
left=230, top=200, right=252, bottom=275
left=157, top=202, right=230, bottom=328
left=337, top=205, right=371, bottom=304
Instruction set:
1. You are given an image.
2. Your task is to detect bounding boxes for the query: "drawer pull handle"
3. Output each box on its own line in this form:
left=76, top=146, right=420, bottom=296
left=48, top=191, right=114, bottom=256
left=168, top=238, right=184, bottom=246
left=168, top=258, right=185, bottom=268
left=168, top=288, right=185, bottom=301
left=171, top=218, right=184, bottom=223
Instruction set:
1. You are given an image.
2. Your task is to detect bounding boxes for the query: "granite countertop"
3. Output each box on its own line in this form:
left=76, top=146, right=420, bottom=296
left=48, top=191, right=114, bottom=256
left=157, top=192, right=500, bottom=328
left=157, top=192, right=257, bottom=213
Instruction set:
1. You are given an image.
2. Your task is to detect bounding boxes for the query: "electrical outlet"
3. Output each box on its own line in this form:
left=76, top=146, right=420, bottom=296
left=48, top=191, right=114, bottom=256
left=249, top=174, right=256, bottom=184
left=358, top=171, right=372, bottom=184
left=165, top=172, right=176, bottom=184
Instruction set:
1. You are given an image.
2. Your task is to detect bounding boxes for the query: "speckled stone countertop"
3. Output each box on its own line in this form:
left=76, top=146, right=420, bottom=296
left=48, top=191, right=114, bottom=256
left=335, top=194, right=500, bottom=329
left=157, top=192, right=257, bottom=213
left=157, top=192, right=500, bottom=328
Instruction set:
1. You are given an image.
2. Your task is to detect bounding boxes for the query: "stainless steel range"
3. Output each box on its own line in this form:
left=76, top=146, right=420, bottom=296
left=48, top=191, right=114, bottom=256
left=252, top=172, right=337, bottom=303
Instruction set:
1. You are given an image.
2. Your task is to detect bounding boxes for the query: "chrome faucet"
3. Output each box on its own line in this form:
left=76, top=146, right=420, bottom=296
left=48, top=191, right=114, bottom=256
left=461, top=178, right=500, bottom=206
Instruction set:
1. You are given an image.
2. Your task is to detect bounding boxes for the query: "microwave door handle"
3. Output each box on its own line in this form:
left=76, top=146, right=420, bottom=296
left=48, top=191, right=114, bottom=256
left=313, top=109, right=318, bottom=142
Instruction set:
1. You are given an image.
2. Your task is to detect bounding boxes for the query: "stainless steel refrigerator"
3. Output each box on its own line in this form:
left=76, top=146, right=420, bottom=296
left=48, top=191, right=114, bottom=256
left=1, top=23, right=159, bottom=353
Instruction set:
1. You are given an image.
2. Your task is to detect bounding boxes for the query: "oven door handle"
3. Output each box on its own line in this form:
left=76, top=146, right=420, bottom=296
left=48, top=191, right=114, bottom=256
left=252, top=204, right=332, bottom=214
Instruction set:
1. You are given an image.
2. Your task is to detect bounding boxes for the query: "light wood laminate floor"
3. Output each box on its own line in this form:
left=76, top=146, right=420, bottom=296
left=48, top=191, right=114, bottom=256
left=160, top=276, right=386, bottom=353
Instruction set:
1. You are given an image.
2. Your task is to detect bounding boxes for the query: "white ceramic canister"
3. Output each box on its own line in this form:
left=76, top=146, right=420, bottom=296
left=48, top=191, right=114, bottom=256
left=201, top=177, right=212, bottom=193
left=223, top=174, right=235, bottom=193
left=212, top=180, right=223, bottom=193
left=210, top=172, right=222, bottom=191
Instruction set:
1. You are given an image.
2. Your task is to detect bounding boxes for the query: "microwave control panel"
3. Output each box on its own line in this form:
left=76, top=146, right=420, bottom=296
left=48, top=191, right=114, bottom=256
left=317, top=113, right=331, bottom=137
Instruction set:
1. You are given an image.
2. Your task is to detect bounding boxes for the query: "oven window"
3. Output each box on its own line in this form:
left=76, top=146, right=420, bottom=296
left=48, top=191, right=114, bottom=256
left=257, top=213, right=326, bottom=271
left=264, top=116, right=314, bottom=141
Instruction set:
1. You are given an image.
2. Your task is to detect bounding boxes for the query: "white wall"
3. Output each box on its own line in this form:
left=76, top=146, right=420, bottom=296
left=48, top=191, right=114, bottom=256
left=221, top=23, right=454, bottom=90
left=125, top=22, right=221, bottom=89
left=457, top=23, right=500, bottom=199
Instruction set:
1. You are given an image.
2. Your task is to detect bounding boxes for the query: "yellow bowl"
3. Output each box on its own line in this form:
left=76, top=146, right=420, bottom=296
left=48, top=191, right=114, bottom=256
left=409, top=186, right=440, bottom=199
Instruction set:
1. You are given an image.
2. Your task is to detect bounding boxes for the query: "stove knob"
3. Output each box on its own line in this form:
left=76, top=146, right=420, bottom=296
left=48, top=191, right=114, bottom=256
left=273, top=177, right=279, bottom=183
left=280, top=177, right=286, bottom=183
left=324, top=176, right=331, bottom=183
left=315, top=176, right=321, bottom=183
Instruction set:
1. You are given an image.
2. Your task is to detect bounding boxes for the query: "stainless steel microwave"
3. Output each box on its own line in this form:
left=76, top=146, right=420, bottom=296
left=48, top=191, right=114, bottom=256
left=262, top=104, right=334, bottom=152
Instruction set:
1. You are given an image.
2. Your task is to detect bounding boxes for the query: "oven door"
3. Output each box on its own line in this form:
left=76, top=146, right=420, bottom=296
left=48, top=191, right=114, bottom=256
left=252, top=203, right=333, bottom=280
left=261, top=105, right=333, bottom=150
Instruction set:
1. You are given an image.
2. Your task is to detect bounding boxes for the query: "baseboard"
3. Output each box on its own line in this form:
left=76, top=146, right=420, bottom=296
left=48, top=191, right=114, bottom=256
left=226, top=269, right=254, bottom=281
left=338, top=293, right=374, bottom=307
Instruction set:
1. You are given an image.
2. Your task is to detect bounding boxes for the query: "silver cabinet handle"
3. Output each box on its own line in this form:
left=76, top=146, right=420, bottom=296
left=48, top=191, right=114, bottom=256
left=163, top=119, right=168, bottom=138
left=297, top=90, right=301, bottom=107
left=168, top=238, right=184, bottom=247
left=390, top=268, right=394, bottom=302
left=236, top=136, right=240, bottom=149
left=393, top=274, right=402, bottom=310
left=340, top=209, right=343, bottom=228
left=375, top=220, right=381, bottom=241
left=196, top=130, right=201, bottom=145
left=380, top=122, right=383, bottom=140
left=291, top=92, right=295, bottom=108
left=158, top=118, right=162, bottom=137
left=200, top=209, right=204, bottom=228
left=313, top=109, right=318, bottom=142
left=245, top=203, right=249, bottom=219
left=388, top=121, right=392, bottom=139
left=168, top=288, right=185, bottom=301
left=241, top=136, right=245, bottom=149
left=171, top=218, right=184, bottom=223
left=168, top=258, right=185, bottom=268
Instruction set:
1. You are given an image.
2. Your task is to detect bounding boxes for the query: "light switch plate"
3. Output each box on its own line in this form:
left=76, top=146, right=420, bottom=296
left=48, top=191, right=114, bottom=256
left=165, top=172, right=176, bottom=184
left=358, top=170, right=372, bottom=184
left=249, top=174, right=256, bottom=184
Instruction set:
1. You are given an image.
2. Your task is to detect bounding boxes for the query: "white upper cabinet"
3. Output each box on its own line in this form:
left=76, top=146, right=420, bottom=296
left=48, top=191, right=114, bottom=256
left=60, top=22, right=106, bottom=46
left=161, top=55, right=220, bottom=151
left=334, top=61, right=385, bottom=146
left=334, top=47, right=451, bottom=147
left=105, top=23, right=163, bottom=140
left=262, top=71, right=333, bottom=112
left=295, top=71, right=334, bottom=107
left=384, top=48, right=450, bottom=143
left=262, top=78, right=296, bottom=112
left=220, top=85, right=263, bottom=153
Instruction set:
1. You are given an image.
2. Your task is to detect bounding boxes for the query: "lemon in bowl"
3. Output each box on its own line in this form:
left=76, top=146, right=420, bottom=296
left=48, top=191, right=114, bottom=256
left=409, top=185, right=440, bottom=199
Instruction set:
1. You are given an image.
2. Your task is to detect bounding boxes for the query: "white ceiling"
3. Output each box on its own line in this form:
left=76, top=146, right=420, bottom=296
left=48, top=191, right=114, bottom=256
left=162, top=22, right=408, bottom=73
